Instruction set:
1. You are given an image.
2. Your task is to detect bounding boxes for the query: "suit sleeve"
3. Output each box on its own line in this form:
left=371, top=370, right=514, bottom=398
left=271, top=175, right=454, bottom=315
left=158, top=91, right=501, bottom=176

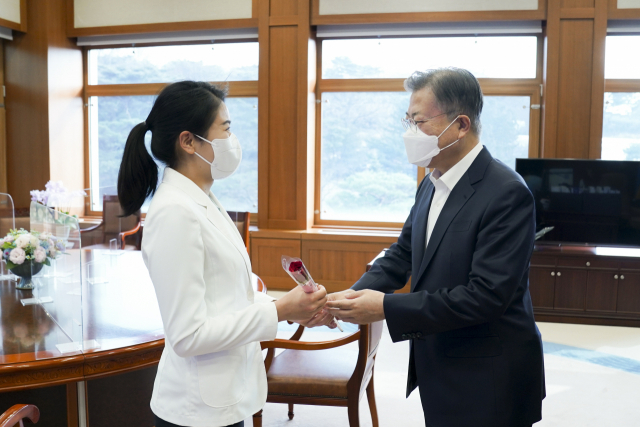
left=351, top=179, right=426, bottom=293
left=143, top=203, right=278, bottom=358
left=383, top=180, right=535, bottom=341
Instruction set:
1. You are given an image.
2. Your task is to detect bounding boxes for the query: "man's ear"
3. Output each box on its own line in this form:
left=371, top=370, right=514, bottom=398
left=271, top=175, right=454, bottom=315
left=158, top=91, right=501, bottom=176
left=457, top=115, right=472, bottom=139
left=178, top=131, right=196, bottom=155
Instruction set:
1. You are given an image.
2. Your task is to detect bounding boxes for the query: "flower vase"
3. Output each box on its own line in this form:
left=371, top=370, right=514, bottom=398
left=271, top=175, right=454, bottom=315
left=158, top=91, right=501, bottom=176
left=9, top=260, right=45, bottom=290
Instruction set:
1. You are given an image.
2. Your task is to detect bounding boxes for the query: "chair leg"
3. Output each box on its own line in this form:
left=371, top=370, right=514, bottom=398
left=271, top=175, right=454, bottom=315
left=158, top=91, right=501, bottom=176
left=288, top=403, right=294, bottom=420
left=347, top=401, right=360, bottom=427
left=366, top=379, right=379, bottom=427
left=252, top=410, right=263, bottom=427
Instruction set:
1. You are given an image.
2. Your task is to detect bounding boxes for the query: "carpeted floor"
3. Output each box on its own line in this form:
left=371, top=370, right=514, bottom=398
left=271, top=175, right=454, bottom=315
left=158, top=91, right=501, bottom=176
left=245, top=314, right=640, bottom=427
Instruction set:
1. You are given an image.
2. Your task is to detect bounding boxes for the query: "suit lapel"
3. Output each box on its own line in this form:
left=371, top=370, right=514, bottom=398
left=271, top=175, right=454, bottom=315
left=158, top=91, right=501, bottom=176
left=412, top=148, right=492, bottom=290
left=411, top=183, right=434, bottom=273
left=204, top=195, right=253, bottom=281
left=161, top=168, right=253, bottom=281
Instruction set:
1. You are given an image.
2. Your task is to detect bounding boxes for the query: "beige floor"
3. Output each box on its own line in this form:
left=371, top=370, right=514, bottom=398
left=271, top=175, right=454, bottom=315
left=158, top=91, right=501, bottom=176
left=245, top=305, right=640, bottom=427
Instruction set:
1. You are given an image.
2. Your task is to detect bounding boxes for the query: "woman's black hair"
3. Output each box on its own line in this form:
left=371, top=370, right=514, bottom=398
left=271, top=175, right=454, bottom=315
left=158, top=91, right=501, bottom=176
left=117, top=81, right=228, bottom=216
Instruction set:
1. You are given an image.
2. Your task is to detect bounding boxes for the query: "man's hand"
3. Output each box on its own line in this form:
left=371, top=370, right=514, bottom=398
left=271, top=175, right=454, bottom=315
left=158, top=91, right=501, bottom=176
left=326, top=289, right=386, bottom=324
left=299, top=287, right=352, bottom=328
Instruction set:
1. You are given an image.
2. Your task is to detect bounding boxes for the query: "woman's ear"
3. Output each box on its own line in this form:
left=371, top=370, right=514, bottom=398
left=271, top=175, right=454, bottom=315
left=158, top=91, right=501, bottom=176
left=178, top=131, right=196, bottom=155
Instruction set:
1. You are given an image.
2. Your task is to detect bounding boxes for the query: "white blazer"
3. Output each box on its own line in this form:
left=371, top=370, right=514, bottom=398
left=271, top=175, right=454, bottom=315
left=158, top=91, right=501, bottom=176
left=142, top=168, right=278, bottom=427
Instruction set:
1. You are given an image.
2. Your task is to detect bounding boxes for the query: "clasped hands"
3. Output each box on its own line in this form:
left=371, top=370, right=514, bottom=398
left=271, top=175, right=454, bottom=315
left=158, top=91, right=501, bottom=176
left=276, top=285, right=385, bottom=328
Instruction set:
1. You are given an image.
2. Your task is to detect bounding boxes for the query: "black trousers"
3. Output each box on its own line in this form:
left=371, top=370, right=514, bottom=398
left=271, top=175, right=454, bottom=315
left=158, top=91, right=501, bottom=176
left=154, top=415, right=244, bottom=427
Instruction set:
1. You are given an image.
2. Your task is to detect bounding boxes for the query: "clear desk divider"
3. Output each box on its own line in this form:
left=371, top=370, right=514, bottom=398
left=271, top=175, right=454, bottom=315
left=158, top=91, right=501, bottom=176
left=29, top=201, right=84, bottom=354
left=86, top=259, right=109, bottom=285
left=0, top=193, right=17, bottom=281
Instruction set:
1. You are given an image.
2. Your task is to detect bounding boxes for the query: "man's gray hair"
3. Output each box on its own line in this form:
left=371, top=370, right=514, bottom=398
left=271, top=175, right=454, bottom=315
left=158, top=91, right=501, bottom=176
left=404, top=68, right=483, bottom=135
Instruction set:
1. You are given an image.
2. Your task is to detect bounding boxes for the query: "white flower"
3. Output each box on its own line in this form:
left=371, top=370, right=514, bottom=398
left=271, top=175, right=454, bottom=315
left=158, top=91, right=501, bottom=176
left=39, top=232, right=52, bottom=241
left=4, top=235, right=15, bottom=243
left=29, top=235, right=39, bottom=247
left=34, top=247, right=47, bottom=263
left=48, top=247, right=57, bottom=258
left=9, top=248, right=26, bottom=264
left=14, top=235, right=31, bottom=249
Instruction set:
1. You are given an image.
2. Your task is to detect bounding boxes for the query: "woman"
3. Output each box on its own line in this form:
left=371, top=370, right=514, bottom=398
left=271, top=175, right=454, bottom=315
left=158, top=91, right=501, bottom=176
left=117, top=81, right=331, bottom=427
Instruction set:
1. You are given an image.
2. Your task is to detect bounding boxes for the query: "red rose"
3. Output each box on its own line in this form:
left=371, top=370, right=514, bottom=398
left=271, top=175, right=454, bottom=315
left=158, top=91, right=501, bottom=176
left=289, top=261, right=303, bottom=273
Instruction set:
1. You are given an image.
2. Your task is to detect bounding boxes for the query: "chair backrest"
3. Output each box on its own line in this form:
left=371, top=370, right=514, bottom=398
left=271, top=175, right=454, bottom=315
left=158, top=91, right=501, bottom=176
left=351, top=320, right=384, bottom=397
left=102, top=195, right=140, bottom=240
left=0, top=404, right=40, bottom=426
left=226, top=211, right=250, bottom=252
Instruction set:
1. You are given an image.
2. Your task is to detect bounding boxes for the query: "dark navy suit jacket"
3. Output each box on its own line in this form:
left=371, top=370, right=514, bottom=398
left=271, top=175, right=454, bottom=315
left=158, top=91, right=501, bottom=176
left=353, top=147, right=545, bottom=427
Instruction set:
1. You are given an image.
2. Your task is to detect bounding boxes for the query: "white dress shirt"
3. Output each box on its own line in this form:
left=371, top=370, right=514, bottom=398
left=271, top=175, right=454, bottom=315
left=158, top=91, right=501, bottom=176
left=426, top=143, right=484, bottom=246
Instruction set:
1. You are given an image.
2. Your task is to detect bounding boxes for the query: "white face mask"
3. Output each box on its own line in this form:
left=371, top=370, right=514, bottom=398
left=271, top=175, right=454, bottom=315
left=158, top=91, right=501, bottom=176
left=403, top=116, right=461, bottom=168
left=194, top=133, right=242, bottom=180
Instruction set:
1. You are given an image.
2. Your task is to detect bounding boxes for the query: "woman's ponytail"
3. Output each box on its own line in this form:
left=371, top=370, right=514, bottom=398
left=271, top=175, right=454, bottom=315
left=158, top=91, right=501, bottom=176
left=117, top=81, right=228, bottom=216
left=117, top=122, right=158, bottom=216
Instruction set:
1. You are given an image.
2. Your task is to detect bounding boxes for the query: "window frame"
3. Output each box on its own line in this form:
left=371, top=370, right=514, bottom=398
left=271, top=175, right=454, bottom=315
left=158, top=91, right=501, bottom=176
left=601, top=34, right=640, bottom=160
left=82, top=40, right=259, bottom=218
left=313, top=34, right=544, bottom=228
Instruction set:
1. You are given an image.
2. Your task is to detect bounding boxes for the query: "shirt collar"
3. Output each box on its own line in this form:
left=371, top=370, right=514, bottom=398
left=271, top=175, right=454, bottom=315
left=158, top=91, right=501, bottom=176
left=429, top=143, right=484, bottom=191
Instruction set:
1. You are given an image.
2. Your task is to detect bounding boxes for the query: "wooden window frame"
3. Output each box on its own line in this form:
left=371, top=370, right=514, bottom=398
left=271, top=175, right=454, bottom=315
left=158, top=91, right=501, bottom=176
left=82, top=41, right=259, bottom=218
left=313, top=34, right=543, bottom=229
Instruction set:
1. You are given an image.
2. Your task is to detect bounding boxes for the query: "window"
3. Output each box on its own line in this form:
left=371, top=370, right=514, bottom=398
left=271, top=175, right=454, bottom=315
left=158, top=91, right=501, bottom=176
left=85, top=42, right=259, bottom=214
left=602, top=36, right=640, bottom=161
left=316, top=36, right=542, bottom=226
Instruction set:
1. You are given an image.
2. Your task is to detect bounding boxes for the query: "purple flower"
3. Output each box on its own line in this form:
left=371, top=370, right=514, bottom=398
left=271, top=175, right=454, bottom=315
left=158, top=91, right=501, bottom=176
left=56, top=242, right=65, bottom=251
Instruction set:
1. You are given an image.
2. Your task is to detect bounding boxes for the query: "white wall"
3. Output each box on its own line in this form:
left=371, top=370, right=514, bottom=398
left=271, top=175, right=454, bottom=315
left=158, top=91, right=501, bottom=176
left=0, top=0, right=21, bottom=24
left=618, top=0, right=640, bottom=9
left=319, top=0, right=538, bottom=15
left=74, top=0, right=252, bottom=28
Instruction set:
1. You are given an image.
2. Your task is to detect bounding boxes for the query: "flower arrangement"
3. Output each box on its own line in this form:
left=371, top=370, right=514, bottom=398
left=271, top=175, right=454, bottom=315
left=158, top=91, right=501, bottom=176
left=2, top=229, right=64, bottom=270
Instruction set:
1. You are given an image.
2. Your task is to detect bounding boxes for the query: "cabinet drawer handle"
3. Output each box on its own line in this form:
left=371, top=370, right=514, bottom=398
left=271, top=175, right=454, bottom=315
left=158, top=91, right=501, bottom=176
left=586, top=262, right=591, bottom=267
left=621, top=275, right=625, bottom=280
left=551, top=272, right=555, bottom=276
left=614, top=275, right=619, bottom=279
left=557, top=272, right=561, bottom=277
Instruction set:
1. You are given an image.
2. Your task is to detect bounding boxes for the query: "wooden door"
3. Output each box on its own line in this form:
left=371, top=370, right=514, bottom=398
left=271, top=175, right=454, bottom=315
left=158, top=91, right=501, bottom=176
left=617, top=271, right=640, bottom=314
left=586, top=269, right=618, bottom=312
left=554, top=268, right=588, bottom=311
left=529, top=266, right=556, bottom=309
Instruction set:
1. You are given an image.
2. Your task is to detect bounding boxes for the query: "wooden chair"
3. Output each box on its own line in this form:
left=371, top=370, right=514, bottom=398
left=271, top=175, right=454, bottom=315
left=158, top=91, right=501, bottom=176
left=0, top=404, right=39, bottom=426
left=226, top=211, right=250, bottom=253
left=254, top=320, right=383, bottom=427
left=81, top=195, right=142, bottom=250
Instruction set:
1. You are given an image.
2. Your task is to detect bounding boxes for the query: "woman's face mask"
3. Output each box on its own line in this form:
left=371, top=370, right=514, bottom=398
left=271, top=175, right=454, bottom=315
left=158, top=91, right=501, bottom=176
left=194, top=133, right=242, bottom=180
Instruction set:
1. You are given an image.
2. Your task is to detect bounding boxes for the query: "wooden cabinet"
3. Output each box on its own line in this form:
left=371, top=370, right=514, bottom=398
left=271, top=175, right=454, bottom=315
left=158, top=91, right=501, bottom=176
left=529, top=245, right=640, bottom=327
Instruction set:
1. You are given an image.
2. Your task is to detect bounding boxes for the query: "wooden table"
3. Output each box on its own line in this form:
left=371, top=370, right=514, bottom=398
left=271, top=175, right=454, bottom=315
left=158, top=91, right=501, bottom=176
left=0, top=250, right=165, bottom=427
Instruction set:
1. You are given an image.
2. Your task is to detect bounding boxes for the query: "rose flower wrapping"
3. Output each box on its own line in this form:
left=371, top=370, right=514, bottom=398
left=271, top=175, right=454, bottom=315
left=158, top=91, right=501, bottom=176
left=281, top=255, right=342, bottom=331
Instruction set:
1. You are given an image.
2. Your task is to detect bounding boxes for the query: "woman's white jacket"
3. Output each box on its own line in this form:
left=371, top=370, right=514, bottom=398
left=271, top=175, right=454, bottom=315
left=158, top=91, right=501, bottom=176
left=142, top=168, right=278, bottom=427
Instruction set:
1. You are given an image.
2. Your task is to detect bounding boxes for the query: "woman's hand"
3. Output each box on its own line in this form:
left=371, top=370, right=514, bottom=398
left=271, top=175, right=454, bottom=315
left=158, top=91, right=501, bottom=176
left=274, top=285, right=328, bottom=324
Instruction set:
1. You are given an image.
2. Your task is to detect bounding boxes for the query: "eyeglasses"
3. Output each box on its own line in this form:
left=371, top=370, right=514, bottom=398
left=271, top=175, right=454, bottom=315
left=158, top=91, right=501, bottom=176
left=401, top=112, right=450, bottom=132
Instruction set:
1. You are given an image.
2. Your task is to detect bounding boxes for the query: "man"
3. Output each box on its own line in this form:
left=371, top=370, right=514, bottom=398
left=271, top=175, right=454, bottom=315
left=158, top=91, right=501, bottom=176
left=326, top=68, right=545, bottom=427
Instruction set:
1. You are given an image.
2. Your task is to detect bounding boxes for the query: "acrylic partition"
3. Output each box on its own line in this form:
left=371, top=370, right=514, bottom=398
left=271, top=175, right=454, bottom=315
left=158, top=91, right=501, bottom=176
left=0, top=193, right=16, bottom=280
left=28, top=201, right=87, bottom=354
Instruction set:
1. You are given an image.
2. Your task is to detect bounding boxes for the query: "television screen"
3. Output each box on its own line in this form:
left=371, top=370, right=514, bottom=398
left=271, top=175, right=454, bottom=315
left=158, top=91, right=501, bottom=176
left=515, top=158, right=640, bottom=247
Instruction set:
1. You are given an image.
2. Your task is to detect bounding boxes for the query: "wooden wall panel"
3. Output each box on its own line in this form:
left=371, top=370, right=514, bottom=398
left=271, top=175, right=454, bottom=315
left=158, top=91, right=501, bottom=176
left=258, top=0, right=316, bottom=230
left=268, top=26, right=298, bottom=221
left=541, top=0, right=607, bottom=159
left=562, top=0, right=595, bottom=7
left=251, top=237, right=301, bottom=289
left=5, top=0, right=84, bottom=208
left=0, top=41, right=6, bottom=194
left=556, top=19, right=593, bottom=159
left=270, top=0, right=298, bottom=16
left=302, top=240, right=387, bottom=292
